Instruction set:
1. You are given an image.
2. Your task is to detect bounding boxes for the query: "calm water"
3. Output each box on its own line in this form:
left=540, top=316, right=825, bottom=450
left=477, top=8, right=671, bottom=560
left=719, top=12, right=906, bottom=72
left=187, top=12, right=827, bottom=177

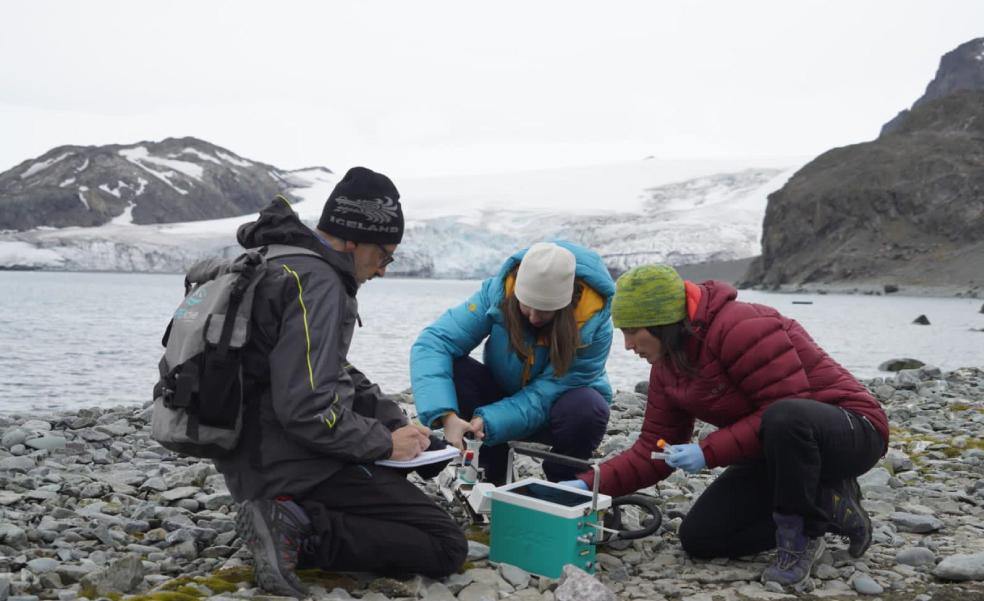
left=0, top=272, right=981, bottom=415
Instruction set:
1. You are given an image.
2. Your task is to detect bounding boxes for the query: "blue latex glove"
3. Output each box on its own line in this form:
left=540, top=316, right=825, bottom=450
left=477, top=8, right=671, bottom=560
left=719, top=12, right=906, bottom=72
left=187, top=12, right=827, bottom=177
left=664, top=443, right=706, bottom=473
left=558, top=479, right=589, bottom=490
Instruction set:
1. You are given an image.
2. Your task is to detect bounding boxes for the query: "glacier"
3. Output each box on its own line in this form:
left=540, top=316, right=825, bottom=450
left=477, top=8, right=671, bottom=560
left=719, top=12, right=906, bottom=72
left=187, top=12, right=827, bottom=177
left=0, top=159, right=800, bottom=279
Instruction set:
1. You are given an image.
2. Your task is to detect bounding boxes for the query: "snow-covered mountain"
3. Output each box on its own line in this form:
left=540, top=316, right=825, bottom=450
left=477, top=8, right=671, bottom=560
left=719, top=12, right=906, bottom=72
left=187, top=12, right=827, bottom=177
left=0, top=137, right=299, bottom=230
left=0, top=167, right=336, bottom=273
left=0, top=156, right=800, bottom=279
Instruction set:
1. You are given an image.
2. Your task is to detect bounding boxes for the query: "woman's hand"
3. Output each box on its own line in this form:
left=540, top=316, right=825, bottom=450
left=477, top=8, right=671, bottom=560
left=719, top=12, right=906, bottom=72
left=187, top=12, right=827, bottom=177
left=558, top=479, right=588, bottom=490
left=442, top=413, right=472, bottom=450
left=664, top=443, right=706, bottom=473
left=469, top=416, right=486, bottom=441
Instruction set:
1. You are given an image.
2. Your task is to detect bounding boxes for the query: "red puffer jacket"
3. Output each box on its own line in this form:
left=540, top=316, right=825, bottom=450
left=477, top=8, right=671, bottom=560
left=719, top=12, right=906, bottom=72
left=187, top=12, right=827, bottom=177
left=585, top=280, right=889, bottom=497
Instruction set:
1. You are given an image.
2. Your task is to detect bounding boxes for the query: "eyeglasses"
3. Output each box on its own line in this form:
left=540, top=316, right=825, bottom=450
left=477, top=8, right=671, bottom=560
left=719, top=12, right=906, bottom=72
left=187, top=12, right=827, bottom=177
left=375, top=243, right=396, bottom=268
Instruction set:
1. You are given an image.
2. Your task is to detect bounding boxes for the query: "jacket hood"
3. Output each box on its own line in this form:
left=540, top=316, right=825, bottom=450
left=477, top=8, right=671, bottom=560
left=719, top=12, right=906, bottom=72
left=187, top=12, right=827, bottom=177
left=237, top=196, right=358, bottom=295
left=692, top=280, right=739, bottom=331
left=495, top=240, right=616, bottom=300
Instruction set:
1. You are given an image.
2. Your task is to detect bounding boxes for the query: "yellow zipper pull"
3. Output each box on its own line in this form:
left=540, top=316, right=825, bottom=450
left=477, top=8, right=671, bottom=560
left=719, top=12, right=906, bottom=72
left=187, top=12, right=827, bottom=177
left=522, top=347, right=535, bottom=386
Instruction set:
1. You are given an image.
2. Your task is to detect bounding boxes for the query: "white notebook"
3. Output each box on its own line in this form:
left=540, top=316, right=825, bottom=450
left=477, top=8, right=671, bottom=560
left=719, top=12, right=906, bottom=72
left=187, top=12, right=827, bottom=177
left=375, top=446, right=461, bottom=468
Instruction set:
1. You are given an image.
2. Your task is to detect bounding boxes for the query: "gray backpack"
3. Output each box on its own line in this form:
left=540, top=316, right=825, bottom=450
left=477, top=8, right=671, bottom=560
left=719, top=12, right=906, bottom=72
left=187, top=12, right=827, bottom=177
left=151, top=244, right=321, bottom=458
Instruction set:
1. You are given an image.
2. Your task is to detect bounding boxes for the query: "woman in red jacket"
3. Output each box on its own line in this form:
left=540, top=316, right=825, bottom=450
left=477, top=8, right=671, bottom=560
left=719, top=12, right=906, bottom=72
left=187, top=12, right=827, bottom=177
left=564, top=264, right=888, bottom=592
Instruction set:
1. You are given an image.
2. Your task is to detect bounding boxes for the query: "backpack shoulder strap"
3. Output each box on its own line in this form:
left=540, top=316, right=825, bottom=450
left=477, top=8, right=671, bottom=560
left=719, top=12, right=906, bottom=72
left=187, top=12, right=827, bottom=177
left=263, top=244, right=323, bottom=261
left=260, top=243, right=357, bottom=296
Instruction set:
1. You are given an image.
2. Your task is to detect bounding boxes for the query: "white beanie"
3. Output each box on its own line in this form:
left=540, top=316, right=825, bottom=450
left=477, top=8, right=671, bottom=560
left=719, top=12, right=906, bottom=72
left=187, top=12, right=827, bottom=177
left=514, top=242, right=576, bottom=311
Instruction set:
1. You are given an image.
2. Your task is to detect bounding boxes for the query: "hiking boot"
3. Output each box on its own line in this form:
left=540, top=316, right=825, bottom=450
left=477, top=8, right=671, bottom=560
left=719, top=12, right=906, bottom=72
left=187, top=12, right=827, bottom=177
left=761, top=512, right=826, bottom=592
left=296, top=527, right=322, bottom=571
left=236, top=499, right=311, bottom=598
left=824, top=478, right=872, bottom=557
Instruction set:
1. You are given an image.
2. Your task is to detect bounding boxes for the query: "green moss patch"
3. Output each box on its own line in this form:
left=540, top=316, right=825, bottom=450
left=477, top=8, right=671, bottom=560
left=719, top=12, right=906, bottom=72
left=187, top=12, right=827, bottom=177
left=144, top=567, right=254, bottom=600
left=295, top=569, right=360, bottom=591
left=174, top=585, right=208, bottom=597
left=946, top=438, right=984, bottom=454
left=120, top=592, right=200, bottom=601
left=466, top=524, right=490, bottom=545
left=212, top=567, right=255, bottom=584
left=156, top=577, right=194, bottom=591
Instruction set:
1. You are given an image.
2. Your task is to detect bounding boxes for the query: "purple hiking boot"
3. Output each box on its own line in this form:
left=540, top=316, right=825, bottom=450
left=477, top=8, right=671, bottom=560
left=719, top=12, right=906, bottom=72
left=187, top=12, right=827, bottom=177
left=761, top=512, right=826, bottom=592
left=824, top=478, right=872, bottom=557
left=236, top=498, right=312, bottom=598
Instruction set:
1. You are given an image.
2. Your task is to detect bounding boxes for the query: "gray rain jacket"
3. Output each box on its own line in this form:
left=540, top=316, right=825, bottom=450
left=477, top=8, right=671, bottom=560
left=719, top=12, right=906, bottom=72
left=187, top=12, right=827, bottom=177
left=215, top=197, right=408, bottom=501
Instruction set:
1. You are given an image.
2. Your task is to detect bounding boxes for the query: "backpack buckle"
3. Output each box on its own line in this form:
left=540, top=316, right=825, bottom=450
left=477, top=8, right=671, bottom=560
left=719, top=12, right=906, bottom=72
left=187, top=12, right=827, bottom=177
left=171, top=363, right=199, bottom=409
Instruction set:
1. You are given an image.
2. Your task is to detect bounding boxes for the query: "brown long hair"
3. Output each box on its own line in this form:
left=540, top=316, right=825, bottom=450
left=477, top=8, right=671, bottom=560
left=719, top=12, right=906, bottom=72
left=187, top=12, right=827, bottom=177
left=647, top=320, right=697, bottom=376
left=501, top=278, right=584, bottom=377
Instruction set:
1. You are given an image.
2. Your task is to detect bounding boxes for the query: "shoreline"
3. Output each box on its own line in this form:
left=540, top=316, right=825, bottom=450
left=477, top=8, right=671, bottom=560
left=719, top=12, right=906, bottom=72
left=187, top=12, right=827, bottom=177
left=3, top=266, right=983, bottom=301
left=1, top=366, right=984, bottom=599
left=672, top=257, right=983, bottom=300
left=751, top=282, right=984, bottom=300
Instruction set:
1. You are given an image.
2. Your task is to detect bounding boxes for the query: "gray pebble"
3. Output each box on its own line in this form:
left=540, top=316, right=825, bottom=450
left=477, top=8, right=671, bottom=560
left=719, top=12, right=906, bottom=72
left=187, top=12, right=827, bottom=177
left=890, top=511, right=944, bottom=533
left=25, top=436, right=66, bottom=451
left=500, top=563, right=530, bottom=588
left=457, top=582, right=498, bottom=601
left=896, top=546, right=936, bottom=567
left=423, top=582, right=456, bottom=601
left=814, top=564, right=840, bottom=579
left=466, top=539, right=489, bottom=561
left=2, top=428, right=29, bottom=448
left=25, top=558, right=59, bottom=574
left=852, top=574, right=884, bottom=594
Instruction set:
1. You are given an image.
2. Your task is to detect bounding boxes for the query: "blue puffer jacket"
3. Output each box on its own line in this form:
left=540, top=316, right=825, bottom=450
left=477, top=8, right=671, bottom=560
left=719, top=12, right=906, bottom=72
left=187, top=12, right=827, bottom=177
left=411, top=241, right=615, bottom=446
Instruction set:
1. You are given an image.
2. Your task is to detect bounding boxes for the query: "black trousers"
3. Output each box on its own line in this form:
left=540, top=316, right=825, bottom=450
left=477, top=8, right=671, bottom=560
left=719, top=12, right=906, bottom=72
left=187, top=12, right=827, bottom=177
left=452, top=356, right=611, bottom=483
left=678, top=399, right=885, bottom=559
left=299, top=464, right=467, bottom=577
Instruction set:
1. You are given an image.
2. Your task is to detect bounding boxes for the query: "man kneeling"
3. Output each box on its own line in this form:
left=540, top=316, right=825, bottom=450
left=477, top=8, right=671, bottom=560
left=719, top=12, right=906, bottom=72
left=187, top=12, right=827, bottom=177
left=216, top=168, right=467, bottom=597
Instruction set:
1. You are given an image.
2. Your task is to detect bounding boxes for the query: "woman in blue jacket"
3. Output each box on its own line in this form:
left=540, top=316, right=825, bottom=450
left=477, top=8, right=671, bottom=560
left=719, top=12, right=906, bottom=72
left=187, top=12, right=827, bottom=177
left=411, top=241, right=615, bottom=483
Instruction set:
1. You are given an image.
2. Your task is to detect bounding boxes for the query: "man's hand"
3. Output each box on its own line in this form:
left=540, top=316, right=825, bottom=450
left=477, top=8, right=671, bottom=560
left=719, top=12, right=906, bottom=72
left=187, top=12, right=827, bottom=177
left=442, top=413, right=472, bottom=450
left=390, top=424, right=431, bottom=460
left=469, top=416, right=485, bottom=441
left=410, top=423, right=434, bottom=451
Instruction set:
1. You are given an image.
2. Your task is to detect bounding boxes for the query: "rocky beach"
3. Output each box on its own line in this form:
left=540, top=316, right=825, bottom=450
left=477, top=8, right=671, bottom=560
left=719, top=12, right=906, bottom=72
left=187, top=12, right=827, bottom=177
left=2, top=366, right=983, bottom=601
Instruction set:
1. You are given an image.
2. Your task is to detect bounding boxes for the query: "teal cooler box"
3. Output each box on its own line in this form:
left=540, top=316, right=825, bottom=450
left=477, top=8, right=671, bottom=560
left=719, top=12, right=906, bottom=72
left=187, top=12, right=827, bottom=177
left=489, top=478, right=612, bottom=578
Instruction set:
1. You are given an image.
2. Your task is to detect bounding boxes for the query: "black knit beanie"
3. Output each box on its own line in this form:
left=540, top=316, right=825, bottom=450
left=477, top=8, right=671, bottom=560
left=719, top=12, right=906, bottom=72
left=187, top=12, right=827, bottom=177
left=317, top=167, right=404, bottom=244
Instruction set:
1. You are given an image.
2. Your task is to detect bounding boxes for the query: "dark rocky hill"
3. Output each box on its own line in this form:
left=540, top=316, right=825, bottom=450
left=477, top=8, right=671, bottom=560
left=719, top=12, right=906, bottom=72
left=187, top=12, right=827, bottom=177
left=0, top=137, right=291, bottom=230
left=882, top=38, right=984, bottom=135
left=742, top=38, right=984, bottom=293
left=742, top=90, right=984, bottom=291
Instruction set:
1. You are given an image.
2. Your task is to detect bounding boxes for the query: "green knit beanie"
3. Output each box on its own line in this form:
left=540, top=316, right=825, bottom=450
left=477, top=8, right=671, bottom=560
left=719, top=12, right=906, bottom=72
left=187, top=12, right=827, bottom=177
left=611, top=264, right=686, bottom=328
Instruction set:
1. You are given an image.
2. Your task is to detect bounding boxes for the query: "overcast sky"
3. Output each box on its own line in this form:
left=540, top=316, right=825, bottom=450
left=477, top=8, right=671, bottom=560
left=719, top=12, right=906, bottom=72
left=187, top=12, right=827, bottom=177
left=2, top=1, right=982, bottom=178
